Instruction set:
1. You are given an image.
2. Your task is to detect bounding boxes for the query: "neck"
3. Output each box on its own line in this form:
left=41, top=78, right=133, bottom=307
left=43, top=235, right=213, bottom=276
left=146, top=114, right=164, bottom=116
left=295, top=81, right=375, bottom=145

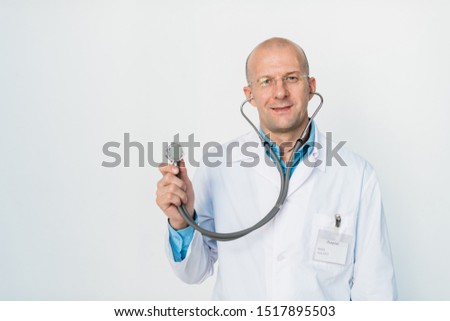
left=262, top=121, right=311, bottom=162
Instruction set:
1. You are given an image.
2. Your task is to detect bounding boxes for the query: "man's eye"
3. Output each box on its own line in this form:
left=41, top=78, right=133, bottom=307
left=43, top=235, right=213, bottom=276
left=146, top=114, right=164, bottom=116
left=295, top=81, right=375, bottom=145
left=259, top=78, right=272, bottom=87
left=285, top=76, right=299, bottom=83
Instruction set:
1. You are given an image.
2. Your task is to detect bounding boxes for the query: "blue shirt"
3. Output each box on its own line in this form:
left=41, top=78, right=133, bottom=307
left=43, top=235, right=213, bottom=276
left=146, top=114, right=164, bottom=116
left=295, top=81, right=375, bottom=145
left=259, top=122, right=315, bottom=178
left=168, top=123, right=316, bottom=262
left=167, top=213, right=197, bottom=262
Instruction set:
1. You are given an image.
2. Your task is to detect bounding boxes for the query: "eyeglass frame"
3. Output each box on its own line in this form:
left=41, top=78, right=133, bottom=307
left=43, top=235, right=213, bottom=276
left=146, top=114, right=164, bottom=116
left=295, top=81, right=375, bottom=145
left=247, top=71, right=310, bottom=90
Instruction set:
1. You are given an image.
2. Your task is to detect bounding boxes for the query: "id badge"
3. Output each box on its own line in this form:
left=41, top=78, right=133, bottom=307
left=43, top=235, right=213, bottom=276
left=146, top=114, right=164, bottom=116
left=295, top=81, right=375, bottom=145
left=313, top=229, right=352, bottom=265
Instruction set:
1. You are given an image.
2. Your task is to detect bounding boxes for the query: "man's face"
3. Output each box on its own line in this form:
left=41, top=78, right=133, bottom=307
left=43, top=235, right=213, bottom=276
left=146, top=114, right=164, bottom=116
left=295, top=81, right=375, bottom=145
left=244, top=46, right=316, bottom=136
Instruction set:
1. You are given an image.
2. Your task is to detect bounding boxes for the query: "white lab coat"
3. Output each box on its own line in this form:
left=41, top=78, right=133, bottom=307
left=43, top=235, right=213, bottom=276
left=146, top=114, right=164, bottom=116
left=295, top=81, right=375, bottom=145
left=165, top=124, right=397, bottom=300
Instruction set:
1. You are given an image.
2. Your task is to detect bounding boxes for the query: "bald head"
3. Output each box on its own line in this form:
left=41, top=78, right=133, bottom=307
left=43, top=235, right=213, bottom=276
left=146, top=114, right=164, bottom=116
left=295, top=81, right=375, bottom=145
left=245, top=37, right=309, bottom=83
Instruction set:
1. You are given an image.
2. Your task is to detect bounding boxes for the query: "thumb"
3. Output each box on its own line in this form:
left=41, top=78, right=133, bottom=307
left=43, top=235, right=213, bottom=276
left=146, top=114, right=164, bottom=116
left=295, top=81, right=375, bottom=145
left=177, top=159, right=190, bottom=181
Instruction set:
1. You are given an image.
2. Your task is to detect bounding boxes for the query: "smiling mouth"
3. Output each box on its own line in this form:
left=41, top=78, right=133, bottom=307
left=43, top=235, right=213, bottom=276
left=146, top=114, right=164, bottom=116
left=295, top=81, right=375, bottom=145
left=271, top=106, right=292, bottom=112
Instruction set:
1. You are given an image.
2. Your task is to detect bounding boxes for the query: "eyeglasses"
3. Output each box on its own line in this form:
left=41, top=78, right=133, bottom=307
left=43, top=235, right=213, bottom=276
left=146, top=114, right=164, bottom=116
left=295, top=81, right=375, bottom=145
left=249, top=73, right=308, bottom=91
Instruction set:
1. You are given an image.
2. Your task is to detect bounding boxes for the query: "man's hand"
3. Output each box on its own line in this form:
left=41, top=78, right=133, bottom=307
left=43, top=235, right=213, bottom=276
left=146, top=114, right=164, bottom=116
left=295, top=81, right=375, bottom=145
left=156, top=160, right=195, bottom=230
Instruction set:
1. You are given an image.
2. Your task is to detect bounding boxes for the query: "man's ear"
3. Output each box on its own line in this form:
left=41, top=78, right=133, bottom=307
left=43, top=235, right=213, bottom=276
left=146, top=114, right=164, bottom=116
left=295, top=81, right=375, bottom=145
left=308, top=77, right=317, bottom=100
left=243, top=86, right=256, bottom=106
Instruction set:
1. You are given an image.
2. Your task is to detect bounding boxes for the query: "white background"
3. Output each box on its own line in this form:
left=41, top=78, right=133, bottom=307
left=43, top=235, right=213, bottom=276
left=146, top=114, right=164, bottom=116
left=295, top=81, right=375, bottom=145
left=1, top=0, right=449, bottom=300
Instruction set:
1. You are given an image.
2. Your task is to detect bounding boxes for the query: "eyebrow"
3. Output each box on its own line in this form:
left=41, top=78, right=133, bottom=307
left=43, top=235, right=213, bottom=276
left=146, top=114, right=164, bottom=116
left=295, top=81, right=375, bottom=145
left=257, top=70, right=302, bottom=79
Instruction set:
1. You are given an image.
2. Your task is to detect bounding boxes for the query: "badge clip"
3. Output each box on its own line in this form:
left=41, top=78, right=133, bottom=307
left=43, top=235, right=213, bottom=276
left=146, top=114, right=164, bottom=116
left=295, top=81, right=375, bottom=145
left=335, top=214, right=341, bottom=228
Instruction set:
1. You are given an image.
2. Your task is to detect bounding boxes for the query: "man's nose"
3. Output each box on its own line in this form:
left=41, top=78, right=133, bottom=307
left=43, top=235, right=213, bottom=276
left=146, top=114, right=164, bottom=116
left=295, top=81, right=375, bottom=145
left=273, top=79, right=289, bottom=99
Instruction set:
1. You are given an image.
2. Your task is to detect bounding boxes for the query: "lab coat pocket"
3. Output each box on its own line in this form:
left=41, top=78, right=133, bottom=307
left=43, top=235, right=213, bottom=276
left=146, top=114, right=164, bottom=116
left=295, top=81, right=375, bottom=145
left=311, top=212, right=356, bottom=271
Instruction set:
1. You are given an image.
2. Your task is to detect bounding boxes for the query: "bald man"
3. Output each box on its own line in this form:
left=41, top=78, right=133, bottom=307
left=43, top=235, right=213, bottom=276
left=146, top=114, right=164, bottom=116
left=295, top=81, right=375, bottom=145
left=156, top=37, right=397, bottom=300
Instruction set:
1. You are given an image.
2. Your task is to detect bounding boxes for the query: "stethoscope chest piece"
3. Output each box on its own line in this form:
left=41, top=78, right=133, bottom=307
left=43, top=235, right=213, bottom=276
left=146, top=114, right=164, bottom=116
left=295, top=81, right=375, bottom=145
left=165, top=142, right=183, bottom=165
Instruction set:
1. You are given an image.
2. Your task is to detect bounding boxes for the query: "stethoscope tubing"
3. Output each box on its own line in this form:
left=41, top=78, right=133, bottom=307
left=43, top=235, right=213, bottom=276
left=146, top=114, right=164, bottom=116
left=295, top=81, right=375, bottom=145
left=177, top=92, right=323, bottom=241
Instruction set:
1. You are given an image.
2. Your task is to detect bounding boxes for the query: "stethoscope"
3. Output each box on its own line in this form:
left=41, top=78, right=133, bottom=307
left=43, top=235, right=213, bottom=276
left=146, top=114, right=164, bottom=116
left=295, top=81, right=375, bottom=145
left=167, top=92, right=324, bottom=241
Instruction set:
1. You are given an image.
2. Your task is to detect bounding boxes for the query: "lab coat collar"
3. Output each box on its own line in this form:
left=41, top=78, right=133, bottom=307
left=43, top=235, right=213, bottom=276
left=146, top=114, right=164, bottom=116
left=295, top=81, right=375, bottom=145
left=226, top=123, right=326, bottom=193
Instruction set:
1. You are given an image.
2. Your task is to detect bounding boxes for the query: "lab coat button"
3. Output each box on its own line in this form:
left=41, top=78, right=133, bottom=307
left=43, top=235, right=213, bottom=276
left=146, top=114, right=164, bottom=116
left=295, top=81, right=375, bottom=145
left=277, top=254, right=285, bottom=261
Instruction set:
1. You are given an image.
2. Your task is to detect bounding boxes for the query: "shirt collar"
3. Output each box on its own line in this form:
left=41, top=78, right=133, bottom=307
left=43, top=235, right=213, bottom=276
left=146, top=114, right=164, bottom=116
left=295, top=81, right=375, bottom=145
left=259, top=121, right=316, bottom=173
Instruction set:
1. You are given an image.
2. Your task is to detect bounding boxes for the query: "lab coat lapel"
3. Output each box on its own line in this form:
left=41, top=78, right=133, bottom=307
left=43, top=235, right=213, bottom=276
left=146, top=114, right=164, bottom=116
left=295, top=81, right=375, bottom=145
left=234, top=125, right=326, bottom=191
left=253, top=142, right=281, bottom=188
left=286, top=152, right=317, bottom=197
left=229, top=130, right=281, bottom=188
left=236, top=130, right=281, bottom=188
left=286, top=125, right=326, bottom=197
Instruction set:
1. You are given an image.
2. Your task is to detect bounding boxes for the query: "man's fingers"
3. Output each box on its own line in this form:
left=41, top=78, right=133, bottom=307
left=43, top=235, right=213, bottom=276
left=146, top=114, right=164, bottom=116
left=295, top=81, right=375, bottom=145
left=164, top=192, right=183, bottom=207
left=159, top=163, right=180, bottom=176
left=177, top=159, right=190, bottom=180
left=158, top=161, right=189, bottom=179
left=156, top=185, right=188, bottom=205
left=158, top=161, right=191, bottom=191
left=157, top=174, right=187, bottom=191
left=156, top=160, right=193, bottom=221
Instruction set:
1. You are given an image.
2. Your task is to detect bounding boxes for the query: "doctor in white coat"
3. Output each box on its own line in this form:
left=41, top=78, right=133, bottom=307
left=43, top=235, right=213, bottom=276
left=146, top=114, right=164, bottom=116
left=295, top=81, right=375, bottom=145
left=156, top=37, right=397, bottom=300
